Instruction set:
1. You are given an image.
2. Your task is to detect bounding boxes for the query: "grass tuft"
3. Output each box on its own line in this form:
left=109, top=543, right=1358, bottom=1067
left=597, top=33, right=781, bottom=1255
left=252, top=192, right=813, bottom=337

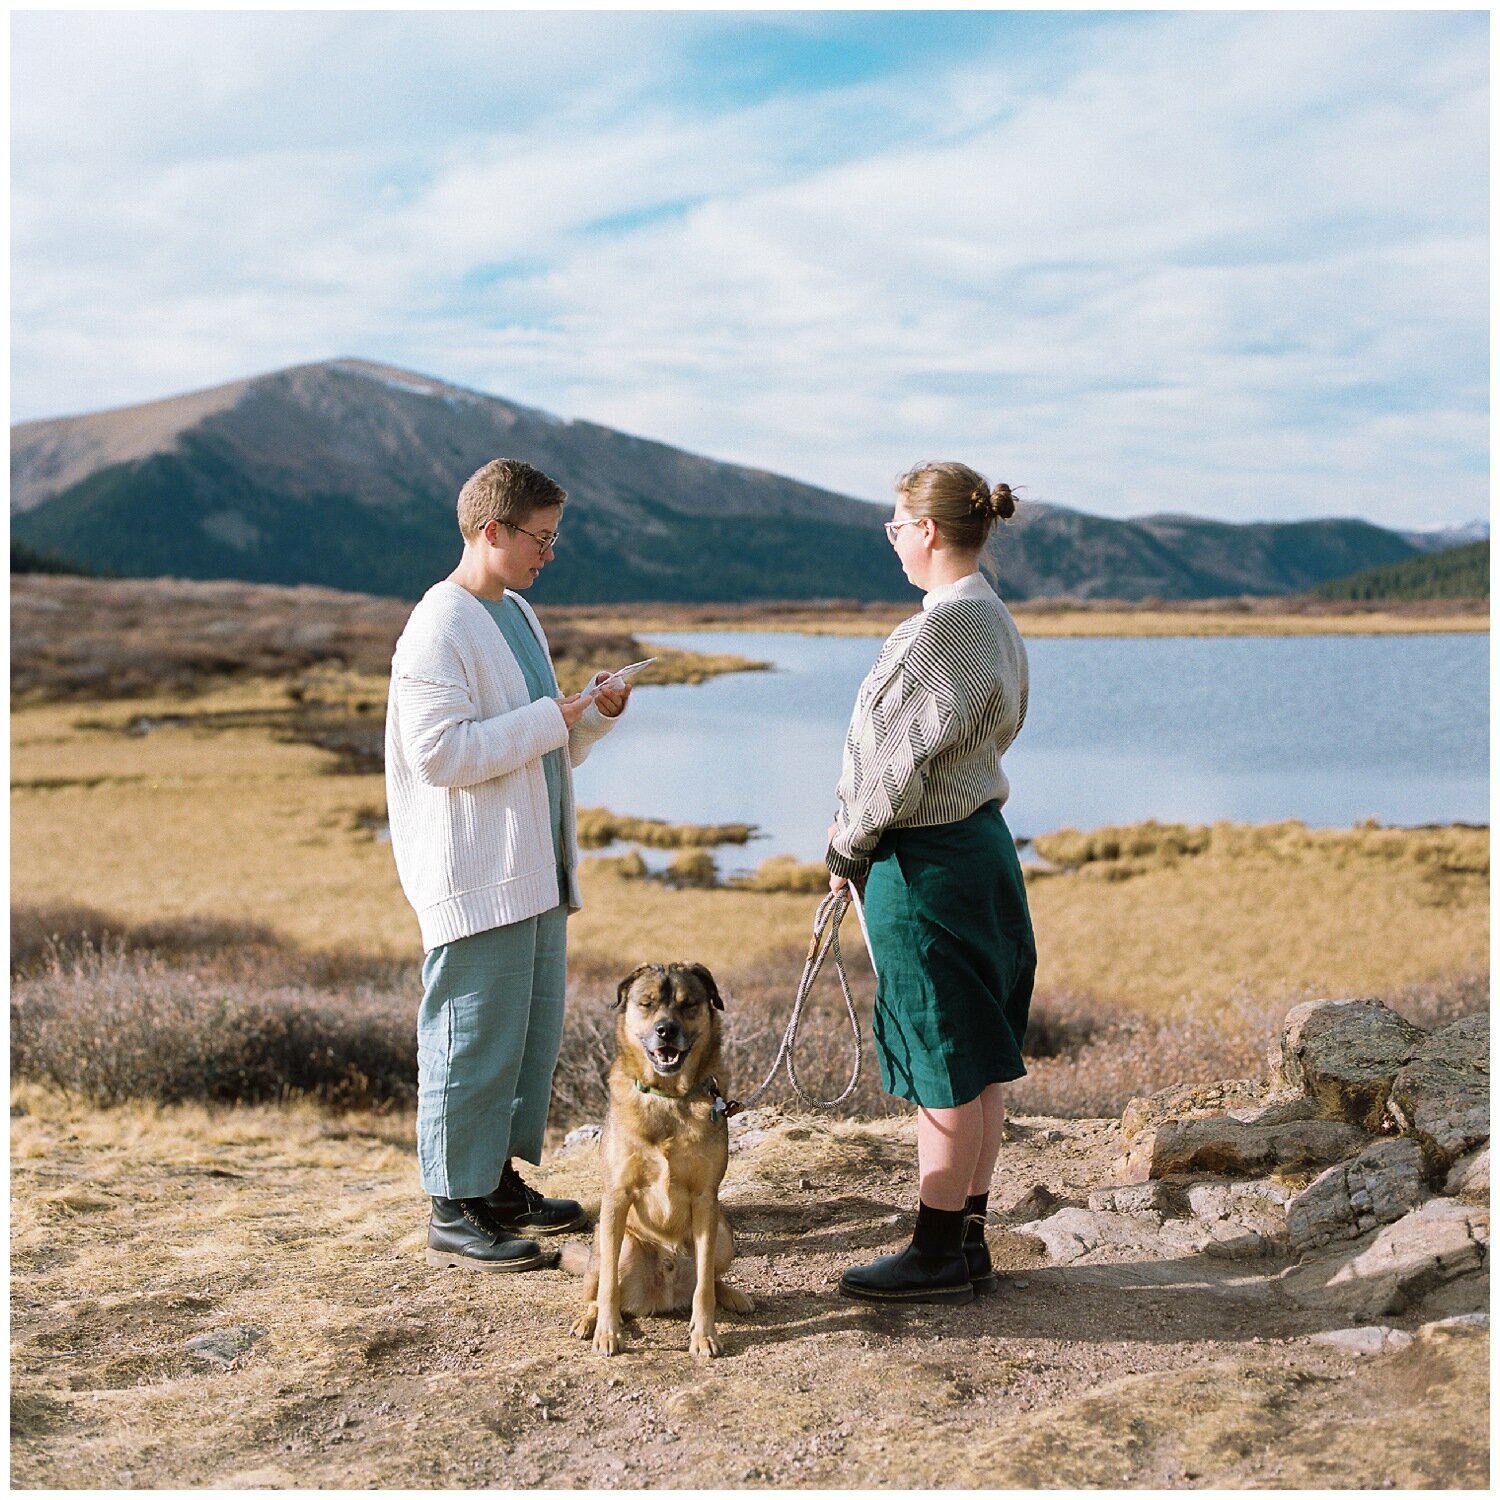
left=574, top=807, right=756, bottom=849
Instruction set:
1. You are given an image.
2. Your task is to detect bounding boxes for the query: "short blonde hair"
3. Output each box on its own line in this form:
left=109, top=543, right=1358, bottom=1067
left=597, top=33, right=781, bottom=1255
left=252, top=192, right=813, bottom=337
left=456, top=459, right=567, bottom=541
left=896, top=461, right=1017, bottom=552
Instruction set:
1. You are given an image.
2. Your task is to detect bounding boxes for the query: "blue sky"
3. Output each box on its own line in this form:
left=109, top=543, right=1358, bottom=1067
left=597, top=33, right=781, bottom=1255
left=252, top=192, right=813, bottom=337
left=9, top=7, right=1488, bottom=529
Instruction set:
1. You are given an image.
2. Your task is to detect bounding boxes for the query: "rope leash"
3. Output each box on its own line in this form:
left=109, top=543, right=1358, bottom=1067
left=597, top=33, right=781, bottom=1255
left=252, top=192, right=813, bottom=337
left=726, top=887, right=866, bottom=1115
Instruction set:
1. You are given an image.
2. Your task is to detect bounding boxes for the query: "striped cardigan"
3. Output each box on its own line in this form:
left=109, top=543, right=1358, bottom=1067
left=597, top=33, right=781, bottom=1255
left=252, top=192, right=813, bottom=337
left=826, top=572, right=1029, bottom=880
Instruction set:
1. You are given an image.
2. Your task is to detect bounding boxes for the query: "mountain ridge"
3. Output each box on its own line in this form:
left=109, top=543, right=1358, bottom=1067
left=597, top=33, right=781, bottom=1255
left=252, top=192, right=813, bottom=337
left=11, top=359, right=1431, bottom=603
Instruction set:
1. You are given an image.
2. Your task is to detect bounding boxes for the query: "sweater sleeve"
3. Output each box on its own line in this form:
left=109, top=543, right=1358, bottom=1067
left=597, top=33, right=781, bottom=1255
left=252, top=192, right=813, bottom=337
left=504, top=590, right=620, bottom=768
left=826, top=605, right=993, bottom=878
left=568, top=696, right=618, bottom=768
left=394, top=668, right=570, bottom=789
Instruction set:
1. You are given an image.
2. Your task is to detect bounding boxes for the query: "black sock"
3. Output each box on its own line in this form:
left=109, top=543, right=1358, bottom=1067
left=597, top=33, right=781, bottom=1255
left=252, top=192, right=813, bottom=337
left=912, top=1201, right=966, bottom=1255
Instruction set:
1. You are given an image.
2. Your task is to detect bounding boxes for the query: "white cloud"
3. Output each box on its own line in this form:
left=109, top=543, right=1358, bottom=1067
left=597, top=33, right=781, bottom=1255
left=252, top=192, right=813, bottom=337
left=9, top=9, right=1488, bottom=528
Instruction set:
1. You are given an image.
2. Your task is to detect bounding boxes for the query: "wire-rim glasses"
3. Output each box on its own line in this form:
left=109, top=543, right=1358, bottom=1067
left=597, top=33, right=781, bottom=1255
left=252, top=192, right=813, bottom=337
left=502, top=521, right=562, bottom=552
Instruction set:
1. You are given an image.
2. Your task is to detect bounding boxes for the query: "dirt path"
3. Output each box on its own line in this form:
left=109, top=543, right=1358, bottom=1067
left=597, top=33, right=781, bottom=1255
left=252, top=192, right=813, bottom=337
left=10, top=1085, right=1487, bottom=1489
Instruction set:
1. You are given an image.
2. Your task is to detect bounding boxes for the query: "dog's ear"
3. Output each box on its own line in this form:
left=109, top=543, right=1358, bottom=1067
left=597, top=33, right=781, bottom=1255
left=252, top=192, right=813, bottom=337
left=615, top=964, right=656, bottom=1010
left=684, top=963, right=724, bottom=1011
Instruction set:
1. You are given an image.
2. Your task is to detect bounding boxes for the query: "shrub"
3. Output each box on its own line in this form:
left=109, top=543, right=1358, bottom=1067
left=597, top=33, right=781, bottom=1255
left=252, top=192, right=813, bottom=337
left=666, top=850, right=719, bottom=889
left=10, top=941, right=415, bottom=1109
left=10, top=905, right=1486, bottom=1126
left=731, top=855, right=831, bottom=894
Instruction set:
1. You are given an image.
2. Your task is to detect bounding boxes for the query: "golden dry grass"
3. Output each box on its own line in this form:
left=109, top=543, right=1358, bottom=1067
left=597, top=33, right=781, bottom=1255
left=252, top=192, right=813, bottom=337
left=549, top=600, right=1489, bottom=640
left=11, top=681, right=1488, bottom=1014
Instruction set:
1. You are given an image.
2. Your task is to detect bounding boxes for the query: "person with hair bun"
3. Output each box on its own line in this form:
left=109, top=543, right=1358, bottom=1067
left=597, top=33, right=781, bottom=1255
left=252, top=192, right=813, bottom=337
left=827, top=460, right=1034, bottom=1305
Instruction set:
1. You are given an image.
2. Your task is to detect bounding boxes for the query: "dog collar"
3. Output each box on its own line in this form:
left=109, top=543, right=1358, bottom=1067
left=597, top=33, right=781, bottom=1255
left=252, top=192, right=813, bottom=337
left=634, top=1075, right=736, bottom=1120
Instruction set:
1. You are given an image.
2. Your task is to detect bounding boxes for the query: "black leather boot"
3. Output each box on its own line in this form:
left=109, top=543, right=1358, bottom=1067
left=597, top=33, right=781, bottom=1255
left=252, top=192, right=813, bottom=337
left=964, top=1192, right=999, bottom=1295
left=481, top=1159, right=588, bottom=1235
left=839, top=1202, right=974, bottom=1305
left=426, top=1196, right=548, bottom=1271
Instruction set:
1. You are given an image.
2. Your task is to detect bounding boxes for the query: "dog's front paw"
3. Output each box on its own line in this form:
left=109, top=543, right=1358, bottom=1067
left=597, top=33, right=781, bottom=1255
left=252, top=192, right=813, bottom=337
left=570, top=1305, right=598, bottom=1341
left=593, top=1320, right=625, bottom=1357
left=716, top=1281, right=754, bottom=1315
left=688, top=1324, right=722, bottom=1358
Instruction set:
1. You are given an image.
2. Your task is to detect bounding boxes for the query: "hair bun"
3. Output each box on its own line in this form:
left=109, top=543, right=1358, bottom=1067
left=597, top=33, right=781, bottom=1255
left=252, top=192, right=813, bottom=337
left=986, top=482, right=1016, bottom=520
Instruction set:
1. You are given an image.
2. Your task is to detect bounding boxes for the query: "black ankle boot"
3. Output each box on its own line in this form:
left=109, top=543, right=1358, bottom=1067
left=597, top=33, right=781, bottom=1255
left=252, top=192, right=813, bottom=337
left=964, top=1192, right=999, bottom=1295
left=840, top=1202, right=974, bottom=1305
left=426, top=1196, right=548, bottom=1271
left=481, top=1160, right=588, bottom=1235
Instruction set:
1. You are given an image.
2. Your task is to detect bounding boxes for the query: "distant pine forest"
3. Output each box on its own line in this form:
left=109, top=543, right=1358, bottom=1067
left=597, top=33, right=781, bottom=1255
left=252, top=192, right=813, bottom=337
left=11, top=540, right=96, bottom=577
left=1312, top=541, right=1488, bottom=602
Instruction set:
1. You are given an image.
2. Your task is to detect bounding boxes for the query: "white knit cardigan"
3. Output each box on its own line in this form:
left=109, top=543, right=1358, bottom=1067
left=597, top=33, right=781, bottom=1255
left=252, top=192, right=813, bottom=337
left=385, top=580, right=618, bottom=950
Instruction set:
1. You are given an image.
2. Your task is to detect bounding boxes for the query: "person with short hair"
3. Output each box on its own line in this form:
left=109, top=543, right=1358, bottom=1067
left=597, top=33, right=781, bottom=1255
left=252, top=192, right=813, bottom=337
left=386, top=457, right=632, bottom=1271
left=827, top=460, right=1035, bottom=1305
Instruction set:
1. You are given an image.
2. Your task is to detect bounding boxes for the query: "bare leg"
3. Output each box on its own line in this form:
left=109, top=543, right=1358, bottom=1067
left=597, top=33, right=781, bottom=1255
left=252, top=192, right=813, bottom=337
left=916, top=1097, right=984, bottom=1210
left=969, top=1081, right=1007, bottom=1197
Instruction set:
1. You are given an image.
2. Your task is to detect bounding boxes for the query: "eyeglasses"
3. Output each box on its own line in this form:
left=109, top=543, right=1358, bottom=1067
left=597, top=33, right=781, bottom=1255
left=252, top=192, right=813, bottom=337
left=497, top=520, right=561, bottom=552
left=883, top=519, right=926, bottom=544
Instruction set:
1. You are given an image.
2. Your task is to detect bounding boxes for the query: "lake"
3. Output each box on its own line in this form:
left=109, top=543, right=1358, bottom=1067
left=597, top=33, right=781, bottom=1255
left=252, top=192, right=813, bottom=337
left=573, top=629, right=1490, bottom=876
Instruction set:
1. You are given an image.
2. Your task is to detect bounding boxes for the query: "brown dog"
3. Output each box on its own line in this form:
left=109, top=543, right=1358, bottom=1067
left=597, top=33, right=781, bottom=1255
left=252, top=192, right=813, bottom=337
left=566, top=962, right=753, bottom=1357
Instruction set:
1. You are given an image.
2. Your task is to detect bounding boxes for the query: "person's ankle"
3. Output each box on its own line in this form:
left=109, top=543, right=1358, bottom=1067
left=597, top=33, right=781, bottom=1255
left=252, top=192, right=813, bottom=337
left=912, top=1200, right=967, bottom=1255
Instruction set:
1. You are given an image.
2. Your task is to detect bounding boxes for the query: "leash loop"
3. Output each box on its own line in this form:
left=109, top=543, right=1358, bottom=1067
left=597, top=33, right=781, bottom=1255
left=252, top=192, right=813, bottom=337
left=728, top=888, right=865, bottom=1114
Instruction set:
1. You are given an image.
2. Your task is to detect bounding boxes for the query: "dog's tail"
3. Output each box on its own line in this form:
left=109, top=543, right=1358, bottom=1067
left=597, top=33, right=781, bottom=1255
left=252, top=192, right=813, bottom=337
left=559, top=1241, right=592, bottom=1278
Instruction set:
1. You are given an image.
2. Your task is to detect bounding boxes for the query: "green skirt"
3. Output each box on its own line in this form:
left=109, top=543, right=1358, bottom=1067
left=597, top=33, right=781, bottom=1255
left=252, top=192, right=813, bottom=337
left=863, top=801, right=1035, bottom=1109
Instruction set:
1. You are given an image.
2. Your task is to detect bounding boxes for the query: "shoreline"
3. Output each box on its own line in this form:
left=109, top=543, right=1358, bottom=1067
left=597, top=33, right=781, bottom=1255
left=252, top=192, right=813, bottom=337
left=547, top=599, right=1490, bottom=639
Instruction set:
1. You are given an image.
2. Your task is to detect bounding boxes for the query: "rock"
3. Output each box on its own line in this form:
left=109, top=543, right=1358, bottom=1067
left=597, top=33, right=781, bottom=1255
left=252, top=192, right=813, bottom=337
left=1200, top=1223, right=1273, bottom=1260
left=1385, top=1013, right=1489, bottom=1174
left=1088, top=1182, right=1173, bottom=1216
left=1280, top=1197, right=1488, bottom=1319
left=1309, top=1326, right=1415, bottom=1356
left=561, top=1125, right=601, bottom=1150
left=1002, top=1184, right=1066, bottom=1223
left=1120, top=1078, right=1263, bottom=1146
left=1127, top=1114, right=1369, bottom=1182
left=1025, top=1207, right=1104, bottom=1265
left=1226, top=1095, right=1322, bottom=1128
left=185, top=1326, right=266, bottom=1368
left=1176, top=1178, right=1293, bottom=1244
left=1287, top=1137, right=1430, bottom=1254
left=1422, top=1311, right=1488, bottom=1332
left=1273, top=999, right=1427, bottom=1130
left=1444, top=1145, right=1488, bottom=1201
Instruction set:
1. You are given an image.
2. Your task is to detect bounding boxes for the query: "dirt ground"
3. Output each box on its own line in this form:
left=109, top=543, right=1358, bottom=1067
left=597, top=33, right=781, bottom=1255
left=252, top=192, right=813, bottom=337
left=9, top=1084, right=1488, bottom=1490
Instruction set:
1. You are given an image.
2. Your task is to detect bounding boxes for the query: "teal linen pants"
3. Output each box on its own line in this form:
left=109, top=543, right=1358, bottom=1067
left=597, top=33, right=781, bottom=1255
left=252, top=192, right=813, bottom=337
left=415, top=902, right=568, bottom=1199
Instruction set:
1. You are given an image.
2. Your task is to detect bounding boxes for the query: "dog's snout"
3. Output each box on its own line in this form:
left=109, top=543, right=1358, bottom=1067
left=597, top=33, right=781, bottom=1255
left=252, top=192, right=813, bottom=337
left=653, top=1020, right=676, bottom=1040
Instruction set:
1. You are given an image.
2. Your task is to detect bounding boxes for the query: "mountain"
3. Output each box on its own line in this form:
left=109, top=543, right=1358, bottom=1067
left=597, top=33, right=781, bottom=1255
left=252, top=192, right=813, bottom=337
left=1398, top=521, right=1490, bottom=554
left=10, top=359, right=1428, bottom=603
left=1312, top=540, right=1489, bottom=602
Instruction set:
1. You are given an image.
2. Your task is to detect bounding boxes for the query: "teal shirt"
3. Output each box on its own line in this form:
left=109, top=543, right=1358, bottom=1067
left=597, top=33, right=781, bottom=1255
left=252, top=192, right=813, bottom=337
left=479, top=595, right=567, bottom=879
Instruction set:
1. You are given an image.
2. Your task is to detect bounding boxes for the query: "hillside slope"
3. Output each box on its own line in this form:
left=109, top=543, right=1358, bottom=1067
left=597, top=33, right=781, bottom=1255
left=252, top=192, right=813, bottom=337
left=1313, top=540, right=1489, bottom=601
left=13, top=360, right=1425, bottom=602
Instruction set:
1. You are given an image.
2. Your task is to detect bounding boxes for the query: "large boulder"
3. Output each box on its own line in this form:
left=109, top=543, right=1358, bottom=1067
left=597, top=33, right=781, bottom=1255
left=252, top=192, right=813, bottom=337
left=1123, top=1113, right=1369, bottom=1183
left=1286, top=1137, right=1430, bottom=1254
left=1385, top=1013, right=1489, bottom=1174
left=1280, top=1197, right=1489, bottom=1320
left=1273, top=999, right=1428, bottom=1130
